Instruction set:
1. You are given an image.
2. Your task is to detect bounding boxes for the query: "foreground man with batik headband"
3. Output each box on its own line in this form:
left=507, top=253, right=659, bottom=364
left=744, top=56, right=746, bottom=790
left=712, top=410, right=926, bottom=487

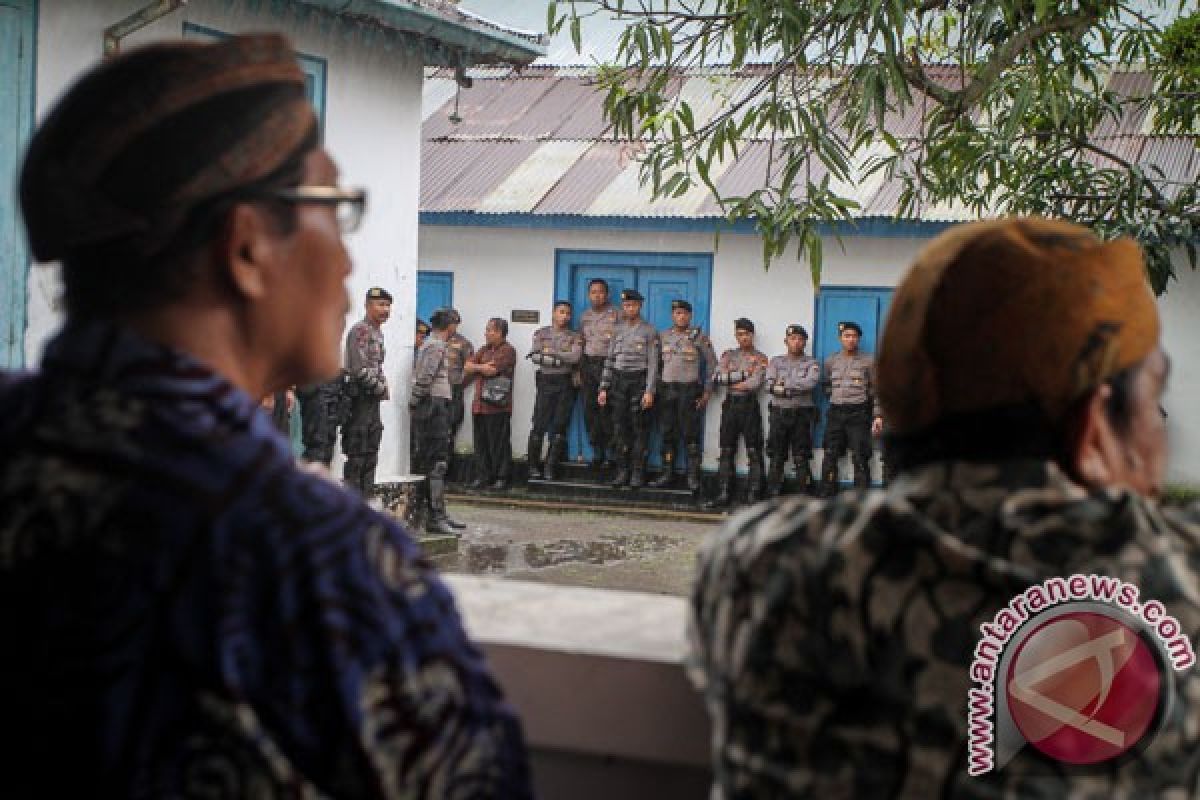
left=0, top=35, right=529, bottom=797
left=689, top=218, right=1200, bottom=796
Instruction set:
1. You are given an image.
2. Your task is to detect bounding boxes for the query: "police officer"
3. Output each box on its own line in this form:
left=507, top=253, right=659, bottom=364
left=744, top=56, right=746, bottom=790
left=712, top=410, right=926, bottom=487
left=527, top=300, right=583, bottom=481
left=819, top=320, right=882, bottom=494
left=707, top=318, right=768, bottom=508
left=764, top=324, right=820, bottom=496
left=443, top=308, right=475, bottom=459
left=652, top=299, right=717, bottom=491
left=579, top=279, right=619, bottom=468
left=342, top=287, right=391, bottom=496
left=408, top=318, right=431, bottom=468
left=410, top=309, right=464, bottom=535
left=597, top=288, right=660, bottom=489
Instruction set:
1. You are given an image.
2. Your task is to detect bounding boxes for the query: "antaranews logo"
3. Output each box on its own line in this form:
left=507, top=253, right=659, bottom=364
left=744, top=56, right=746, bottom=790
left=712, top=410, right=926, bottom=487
left=967, top=574, right=1195, bottom=775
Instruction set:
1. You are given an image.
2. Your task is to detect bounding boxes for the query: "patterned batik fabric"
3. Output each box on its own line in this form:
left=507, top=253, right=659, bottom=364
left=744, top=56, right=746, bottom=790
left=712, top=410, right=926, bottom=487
left=0, top=320, right=530, bottom=799
left=689, top=459, right=1200, bottom=798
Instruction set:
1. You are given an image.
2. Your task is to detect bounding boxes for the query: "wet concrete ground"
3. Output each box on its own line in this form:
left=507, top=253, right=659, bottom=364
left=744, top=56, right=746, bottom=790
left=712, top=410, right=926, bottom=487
left=434, top=501, right=722, bottom=597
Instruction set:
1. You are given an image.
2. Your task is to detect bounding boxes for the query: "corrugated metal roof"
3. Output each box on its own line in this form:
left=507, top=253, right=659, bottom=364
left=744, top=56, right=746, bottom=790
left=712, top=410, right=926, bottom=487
left=420, top=67, right=1196, bottom=222
left=534, top=142, right=629, bottom=214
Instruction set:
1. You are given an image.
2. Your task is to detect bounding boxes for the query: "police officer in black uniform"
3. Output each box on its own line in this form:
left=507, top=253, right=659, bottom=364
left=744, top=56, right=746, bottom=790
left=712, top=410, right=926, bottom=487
left=652, top=299, right=717, bottom=491
left=342, top=286, right=391, bottom=496
left=597, top=288, right=660, bottom=489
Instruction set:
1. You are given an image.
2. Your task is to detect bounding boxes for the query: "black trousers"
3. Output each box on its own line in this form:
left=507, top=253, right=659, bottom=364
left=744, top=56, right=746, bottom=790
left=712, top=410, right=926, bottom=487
left=657, top=382, right=703, bottom=454
left=473, top=413, right=512, bottom=484
left=449, top=383, right=466, bottom=444
left=343, top=395, right=383, bottom=495
left=411, top=396, right=450, bottom=474
left=530, top=372, right=577, bottom=437
left=297, top=380, right=339, bottom=465
left=821, top=402, right=872, bottom=484
left=767, top=405, right=815, bottom=463
left=719, top=394, right=763, bottom=452
left=581, top=355, right=612, bottom=454
left=609, top=369, right=650, bottom=463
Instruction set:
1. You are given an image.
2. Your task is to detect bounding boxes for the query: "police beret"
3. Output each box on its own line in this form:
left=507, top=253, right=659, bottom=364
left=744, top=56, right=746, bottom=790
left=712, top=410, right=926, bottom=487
left=367, top=287, right=393, bottom=303
left=786, top=324, right=808, bottom=338
left=621, top=288, right=644, bottom=303
left=671, top=299, right=693, bottom=312
left=838, top=321, right=862, bottom=336
left=415, top=318, right=430, bottom=334
left=734, top=317, right=755, bottom=333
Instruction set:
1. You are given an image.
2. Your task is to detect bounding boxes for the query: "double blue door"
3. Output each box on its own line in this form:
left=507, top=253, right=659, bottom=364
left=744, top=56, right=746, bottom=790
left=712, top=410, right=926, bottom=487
left=813, top=286, right=894, bottom=444
left=555, top=250, right=713, bottom=466
left=1, top=0, right=35, bottom=369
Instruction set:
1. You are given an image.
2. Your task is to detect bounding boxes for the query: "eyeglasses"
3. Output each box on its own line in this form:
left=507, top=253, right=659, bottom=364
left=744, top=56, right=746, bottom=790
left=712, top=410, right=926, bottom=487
left=270, top=186, right=368, bottom=233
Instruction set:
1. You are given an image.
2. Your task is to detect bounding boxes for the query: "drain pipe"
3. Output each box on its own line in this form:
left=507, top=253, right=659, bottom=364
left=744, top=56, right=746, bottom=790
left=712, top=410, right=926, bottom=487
left=104, top=0, right=188, bottom=57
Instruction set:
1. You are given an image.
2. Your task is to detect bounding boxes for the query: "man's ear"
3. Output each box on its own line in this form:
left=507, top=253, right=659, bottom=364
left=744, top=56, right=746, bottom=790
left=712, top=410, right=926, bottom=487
left=1068, top=385, right=1121, bottom=486
left=220, top=203, right=278, bottom=301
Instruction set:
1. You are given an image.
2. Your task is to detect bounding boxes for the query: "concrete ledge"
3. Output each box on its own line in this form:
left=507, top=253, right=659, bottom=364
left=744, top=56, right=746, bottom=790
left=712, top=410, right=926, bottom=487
left=443, top=575, right=712, bottom=789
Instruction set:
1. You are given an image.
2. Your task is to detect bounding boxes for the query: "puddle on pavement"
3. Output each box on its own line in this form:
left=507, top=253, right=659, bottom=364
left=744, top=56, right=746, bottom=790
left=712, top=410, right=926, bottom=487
left=442, top=533, right=683, bottom=575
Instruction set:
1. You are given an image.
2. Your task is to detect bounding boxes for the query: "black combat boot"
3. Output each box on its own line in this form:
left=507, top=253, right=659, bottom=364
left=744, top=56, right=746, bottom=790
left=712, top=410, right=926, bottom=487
left=745, top=449, right=765, bottom=504
left=817, top=452, right=840, bottom=497
left=649, top=448, right=675, bottom=488
left=852, top=455, right=872, bottom=489
left=610, top=447, right=630, bottom=487
left=766, top=458, right=786, bottom=498
left=685, top=446, right=703, bottom=493
left=794, top=458, right=814, bottom=496
left=426, top=467, right=458, bottom=536
left=704, top=449, right=735, bottom=509
left=544, top=435, right=566, bottom=481
left=527, top=432, right=545, bottom=480
left=629, top=452, right=646, bottom=490
left=590, top=442, right=606, bottom=471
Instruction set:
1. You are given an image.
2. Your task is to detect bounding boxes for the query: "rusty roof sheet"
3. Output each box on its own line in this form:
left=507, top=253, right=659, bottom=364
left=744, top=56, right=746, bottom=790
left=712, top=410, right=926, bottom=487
left=420, top=67, right=1195, bottom=222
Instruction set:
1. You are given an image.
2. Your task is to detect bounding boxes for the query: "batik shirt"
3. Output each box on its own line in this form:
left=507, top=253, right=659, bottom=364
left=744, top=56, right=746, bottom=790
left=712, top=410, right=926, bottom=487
left=0, top=320, right=530, bottom=798
left=690, top=459, right=1200, bottom=798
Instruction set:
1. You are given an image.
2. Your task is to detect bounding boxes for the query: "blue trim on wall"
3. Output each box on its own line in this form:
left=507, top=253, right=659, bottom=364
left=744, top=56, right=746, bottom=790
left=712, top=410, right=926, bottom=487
left=421, top=212, right=953, bottom=239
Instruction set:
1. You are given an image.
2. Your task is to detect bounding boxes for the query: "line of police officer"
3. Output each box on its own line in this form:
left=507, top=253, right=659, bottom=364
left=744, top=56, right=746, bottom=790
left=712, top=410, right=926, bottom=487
left=299, top=285, right=885, bottom=519
left=529, top=280, right=885, bottom=506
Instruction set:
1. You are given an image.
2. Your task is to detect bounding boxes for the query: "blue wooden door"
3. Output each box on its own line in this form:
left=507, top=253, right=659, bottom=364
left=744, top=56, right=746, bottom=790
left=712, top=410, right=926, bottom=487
left=813, top=287, right=893, bottom=445
left=555, top=250, right=713, bottom=465
left=417, top=271, right=454, bottom=323
left=1, top=0, right=35, bottom=369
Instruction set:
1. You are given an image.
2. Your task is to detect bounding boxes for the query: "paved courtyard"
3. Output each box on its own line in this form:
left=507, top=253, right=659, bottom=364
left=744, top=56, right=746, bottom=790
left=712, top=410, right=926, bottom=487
left=432, top=501, right=722, bottom=597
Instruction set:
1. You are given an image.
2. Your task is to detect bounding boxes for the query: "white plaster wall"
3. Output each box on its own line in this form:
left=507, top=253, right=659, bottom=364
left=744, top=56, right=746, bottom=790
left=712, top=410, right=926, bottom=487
left=419, top=224, right=925, bottom=468
left=423, top=224, right=1200, bottom=484
left=1158, top=251, right=1200, bottom=486
left=28, top=0, right=422, bottom=476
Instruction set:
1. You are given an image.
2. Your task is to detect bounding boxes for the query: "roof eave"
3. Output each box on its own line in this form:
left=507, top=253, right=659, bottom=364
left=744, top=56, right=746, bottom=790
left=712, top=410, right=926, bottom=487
left=295, top=0, right=547, bottom=67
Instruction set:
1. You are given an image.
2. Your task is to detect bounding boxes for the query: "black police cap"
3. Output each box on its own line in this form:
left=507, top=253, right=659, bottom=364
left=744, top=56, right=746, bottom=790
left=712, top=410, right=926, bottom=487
left=838, top=321, right=862, bottom=336
left=671, top=299, right=692, bottom=312
left=734, top=317, right=755, bottom=333
left=621, top=288, right=644, bottom=303
left=786, top=324, right=808, bottom=338
left=367, top=286, right=393, bottom=303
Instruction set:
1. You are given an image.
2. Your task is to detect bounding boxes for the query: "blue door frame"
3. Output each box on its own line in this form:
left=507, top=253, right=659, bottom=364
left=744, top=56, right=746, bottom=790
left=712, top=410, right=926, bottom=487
left=554, top=249, right=713, bottom=465
left=813, top=286, right=893, bottom=474
left=1, top=0, right=36, bottom=369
